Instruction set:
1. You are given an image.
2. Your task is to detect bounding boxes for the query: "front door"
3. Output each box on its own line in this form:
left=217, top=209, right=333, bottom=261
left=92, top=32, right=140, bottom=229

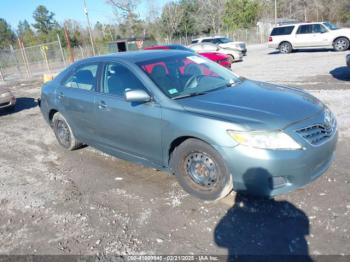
left=94, top=62, right=163, bottom=165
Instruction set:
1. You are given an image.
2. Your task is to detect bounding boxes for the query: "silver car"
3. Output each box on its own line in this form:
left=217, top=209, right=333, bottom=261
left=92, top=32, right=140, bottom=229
left=0, top=87, right=16, bottom=110
left=40, top=51, right=337, bottom=201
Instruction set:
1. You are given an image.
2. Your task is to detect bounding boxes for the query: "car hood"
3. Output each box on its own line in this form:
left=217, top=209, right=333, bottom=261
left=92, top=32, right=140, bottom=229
left=219, top=42, right=245, bottom=49
left=0, top=87, right=10, bottom=95
left=176, top=79, right=324, bottom=130
left=332, top=28, right=350, bottom=35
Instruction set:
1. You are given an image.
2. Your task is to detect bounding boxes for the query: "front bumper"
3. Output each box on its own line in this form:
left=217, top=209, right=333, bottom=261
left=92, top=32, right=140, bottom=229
left=0, top=94, right=16, bottom=109
left=216, top=115, right=338, bottom=196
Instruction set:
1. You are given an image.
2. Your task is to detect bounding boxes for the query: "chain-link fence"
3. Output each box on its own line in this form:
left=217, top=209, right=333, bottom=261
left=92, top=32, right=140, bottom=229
left=0, top=41, right=66, bottom=81
left=0, top=26, right=269, bottom=82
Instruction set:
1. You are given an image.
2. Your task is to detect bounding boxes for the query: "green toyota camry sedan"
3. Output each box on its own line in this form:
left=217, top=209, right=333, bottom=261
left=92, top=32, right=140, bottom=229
left=40, top=50, right=337, bottom=201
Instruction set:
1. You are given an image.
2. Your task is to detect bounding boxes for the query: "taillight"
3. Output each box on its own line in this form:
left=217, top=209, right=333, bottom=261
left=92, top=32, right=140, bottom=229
left=268, top=36, right=273, bottom=42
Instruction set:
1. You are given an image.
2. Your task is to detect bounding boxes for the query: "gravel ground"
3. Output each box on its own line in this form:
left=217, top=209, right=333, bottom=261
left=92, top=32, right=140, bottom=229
left=0, top=46, right=350, bottom=259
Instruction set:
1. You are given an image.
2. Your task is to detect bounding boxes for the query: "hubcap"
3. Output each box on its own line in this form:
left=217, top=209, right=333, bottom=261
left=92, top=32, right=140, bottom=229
left=57, top=120, right=70, bottom=147
left=336, top=39, right=347, bottom=50
left=281, top=44, right=289, bottom=53
left=185, top=152, right=218, bottom=188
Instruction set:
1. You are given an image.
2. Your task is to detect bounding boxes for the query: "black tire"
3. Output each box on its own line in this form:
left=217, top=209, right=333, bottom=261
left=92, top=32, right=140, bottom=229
left=279, top=42, right=293, bottom=54
left=52, top=112, right=82, bottom=150
left=7, top=105, right=16, bottom=112
left=228, top=55, right=235, bottom=63
left=333, top=37, right=350, bottom=52
left=170, top=139, right=233, bottom=201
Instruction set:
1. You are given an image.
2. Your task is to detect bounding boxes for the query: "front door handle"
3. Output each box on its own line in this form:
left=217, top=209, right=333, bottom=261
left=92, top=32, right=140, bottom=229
left=98, top=100, right=107, bottom=110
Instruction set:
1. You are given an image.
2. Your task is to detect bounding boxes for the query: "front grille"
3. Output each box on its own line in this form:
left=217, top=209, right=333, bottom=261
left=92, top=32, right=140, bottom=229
left=296, top=122, right=336, bottom=146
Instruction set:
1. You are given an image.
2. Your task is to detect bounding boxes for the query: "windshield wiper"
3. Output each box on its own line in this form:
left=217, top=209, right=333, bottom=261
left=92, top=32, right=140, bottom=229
left=172, top=92, right=208, bottom=100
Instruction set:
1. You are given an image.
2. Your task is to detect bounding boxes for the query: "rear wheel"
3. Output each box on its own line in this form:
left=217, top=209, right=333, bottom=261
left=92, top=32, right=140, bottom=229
left=171, top=139, right=233, bottom=201
left=333, top=37, right=349, bottom=51
left=228, top=55, right=235, bottom=63
left=279, top=42, right=293, bottom=54
left=52, top=112, right=82, bottom=150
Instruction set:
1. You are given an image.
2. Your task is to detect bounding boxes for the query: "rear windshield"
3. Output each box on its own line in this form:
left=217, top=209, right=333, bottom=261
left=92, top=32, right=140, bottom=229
left=270, top=26, right=295, bottom=36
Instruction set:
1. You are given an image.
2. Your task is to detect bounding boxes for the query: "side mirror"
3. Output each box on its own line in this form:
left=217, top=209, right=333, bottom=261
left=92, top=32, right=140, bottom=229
left=124, top=89, right=151, bottom=103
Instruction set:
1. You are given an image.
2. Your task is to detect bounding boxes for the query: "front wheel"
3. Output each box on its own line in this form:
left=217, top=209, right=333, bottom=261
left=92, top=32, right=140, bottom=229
left=333, top=37, right=350, bottom=51
left=279, top=42, right=293, bottom=54
left=171, top=139, right=233, bottom=201
left=52, top=112, right=82, bottom=150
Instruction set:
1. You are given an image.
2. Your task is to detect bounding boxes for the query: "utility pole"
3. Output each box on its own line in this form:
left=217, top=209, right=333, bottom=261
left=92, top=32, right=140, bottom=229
left=274, top=0, right=277, bottom=25
left=83, top=0, right=96, bottom=56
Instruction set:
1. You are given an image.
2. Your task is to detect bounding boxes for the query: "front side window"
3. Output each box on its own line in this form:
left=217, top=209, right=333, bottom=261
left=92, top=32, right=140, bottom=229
left=102, top=63, right=147, bottom=97
left=63, top=64, right=98, bottom=91
left=137, top=54, right=240, bottom=99
left=312, top=24, right=328, bottom=33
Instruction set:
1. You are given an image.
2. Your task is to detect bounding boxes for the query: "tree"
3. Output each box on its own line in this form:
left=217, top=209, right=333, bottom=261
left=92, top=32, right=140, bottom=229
left=160, top=1, right=184, bottom=41
left=17, top=20, right=36, bottom=45
left=32, top=5, right=57, bottom=34
left=198, top=0, right=226, bottom=34
left=0, top=18, right=15, bottom=49
left=177, top=0, right=200, bottom=39
left=106, top=0, right=143, bottom=37
left=224, top=0, right=259, bottom=31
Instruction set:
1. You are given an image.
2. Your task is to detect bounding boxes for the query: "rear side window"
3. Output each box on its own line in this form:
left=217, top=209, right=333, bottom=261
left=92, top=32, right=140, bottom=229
left=202, top=38, right=214, bottom=43
left=270, top=26, right=295, bottom=36
left=296, top=25, right=313, bottom=34
left=191, top=40, right=198, bottom=44
left=63, top=64, right=98, bottom=91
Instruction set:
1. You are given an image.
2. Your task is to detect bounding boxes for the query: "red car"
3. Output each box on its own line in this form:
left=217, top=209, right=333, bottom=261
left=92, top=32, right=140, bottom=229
left=144, top=44, right=232, bottom=69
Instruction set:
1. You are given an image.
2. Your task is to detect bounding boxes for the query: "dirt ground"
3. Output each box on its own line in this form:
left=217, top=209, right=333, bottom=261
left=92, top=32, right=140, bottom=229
left=0, top=46, right=350, bottom=259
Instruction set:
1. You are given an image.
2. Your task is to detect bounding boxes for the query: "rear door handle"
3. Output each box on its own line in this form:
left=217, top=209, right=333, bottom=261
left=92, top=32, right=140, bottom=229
left=98, top=100, right=107, bottom=110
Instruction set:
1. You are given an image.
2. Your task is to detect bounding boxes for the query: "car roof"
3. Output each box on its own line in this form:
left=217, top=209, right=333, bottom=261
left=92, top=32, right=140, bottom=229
left=74, top=50, right=195, bottom=64
left=192, top=36, right=227, bottom=41
left=273, top=22, right=326, bottom=28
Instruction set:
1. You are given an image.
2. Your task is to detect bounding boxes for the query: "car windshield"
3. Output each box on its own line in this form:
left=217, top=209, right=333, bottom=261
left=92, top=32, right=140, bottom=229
left=323, top=22, right=338, bottom=30
left=137, top=54, right=240, bottom=99
left=218, top=37, right=233, bottom=43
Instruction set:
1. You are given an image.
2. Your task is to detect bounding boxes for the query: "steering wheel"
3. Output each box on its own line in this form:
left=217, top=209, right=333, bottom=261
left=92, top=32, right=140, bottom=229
left=184, top=75, right=204, bottom=90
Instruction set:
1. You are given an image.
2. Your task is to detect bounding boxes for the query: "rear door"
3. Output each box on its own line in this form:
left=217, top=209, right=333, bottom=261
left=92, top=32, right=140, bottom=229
left=93, top=61, right=163, bottom=165
left=57, top=63, right=100, bottom=142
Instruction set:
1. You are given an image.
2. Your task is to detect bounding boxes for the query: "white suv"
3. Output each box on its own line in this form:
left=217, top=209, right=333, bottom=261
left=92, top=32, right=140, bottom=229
left=191, top=36, right=247, bottom=55
left=268, top=22, right=350, bottom=53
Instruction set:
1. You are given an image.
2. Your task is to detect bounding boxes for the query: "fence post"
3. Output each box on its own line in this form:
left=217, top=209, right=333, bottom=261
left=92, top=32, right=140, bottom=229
left=17, top=38, right=30, bottom=78
left=79, top=45, right=85, bottom=59
left=64, top=26, right=74, bottom=63
left=20, top=40, right=31, bottom=77
left=57, top=34, right=67, bottom=67
left=0, top=66, right=4, bottom=81
left=9, top=44, right=22, bottom=77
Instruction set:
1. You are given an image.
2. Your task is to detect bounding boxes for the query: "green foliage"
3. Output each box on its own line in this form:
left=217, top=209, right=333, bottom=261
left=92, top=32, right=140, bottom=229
left=17, top=20, right=37, bottom=46
left=177, top=0, right=200, bottom=37
left=32, top=5, right=58, bottom=34
left=224, top=0, right=260, bottom=30
left=0, top=18, right=15, bottom=49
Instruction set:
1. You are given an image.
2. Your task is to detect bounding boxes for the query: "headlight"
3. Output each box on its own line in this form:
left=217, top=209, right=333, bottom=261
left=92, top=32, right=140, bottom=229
left=227, top=130, right=302, bottom=150
left=0, top=92, right=9, bottom=98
